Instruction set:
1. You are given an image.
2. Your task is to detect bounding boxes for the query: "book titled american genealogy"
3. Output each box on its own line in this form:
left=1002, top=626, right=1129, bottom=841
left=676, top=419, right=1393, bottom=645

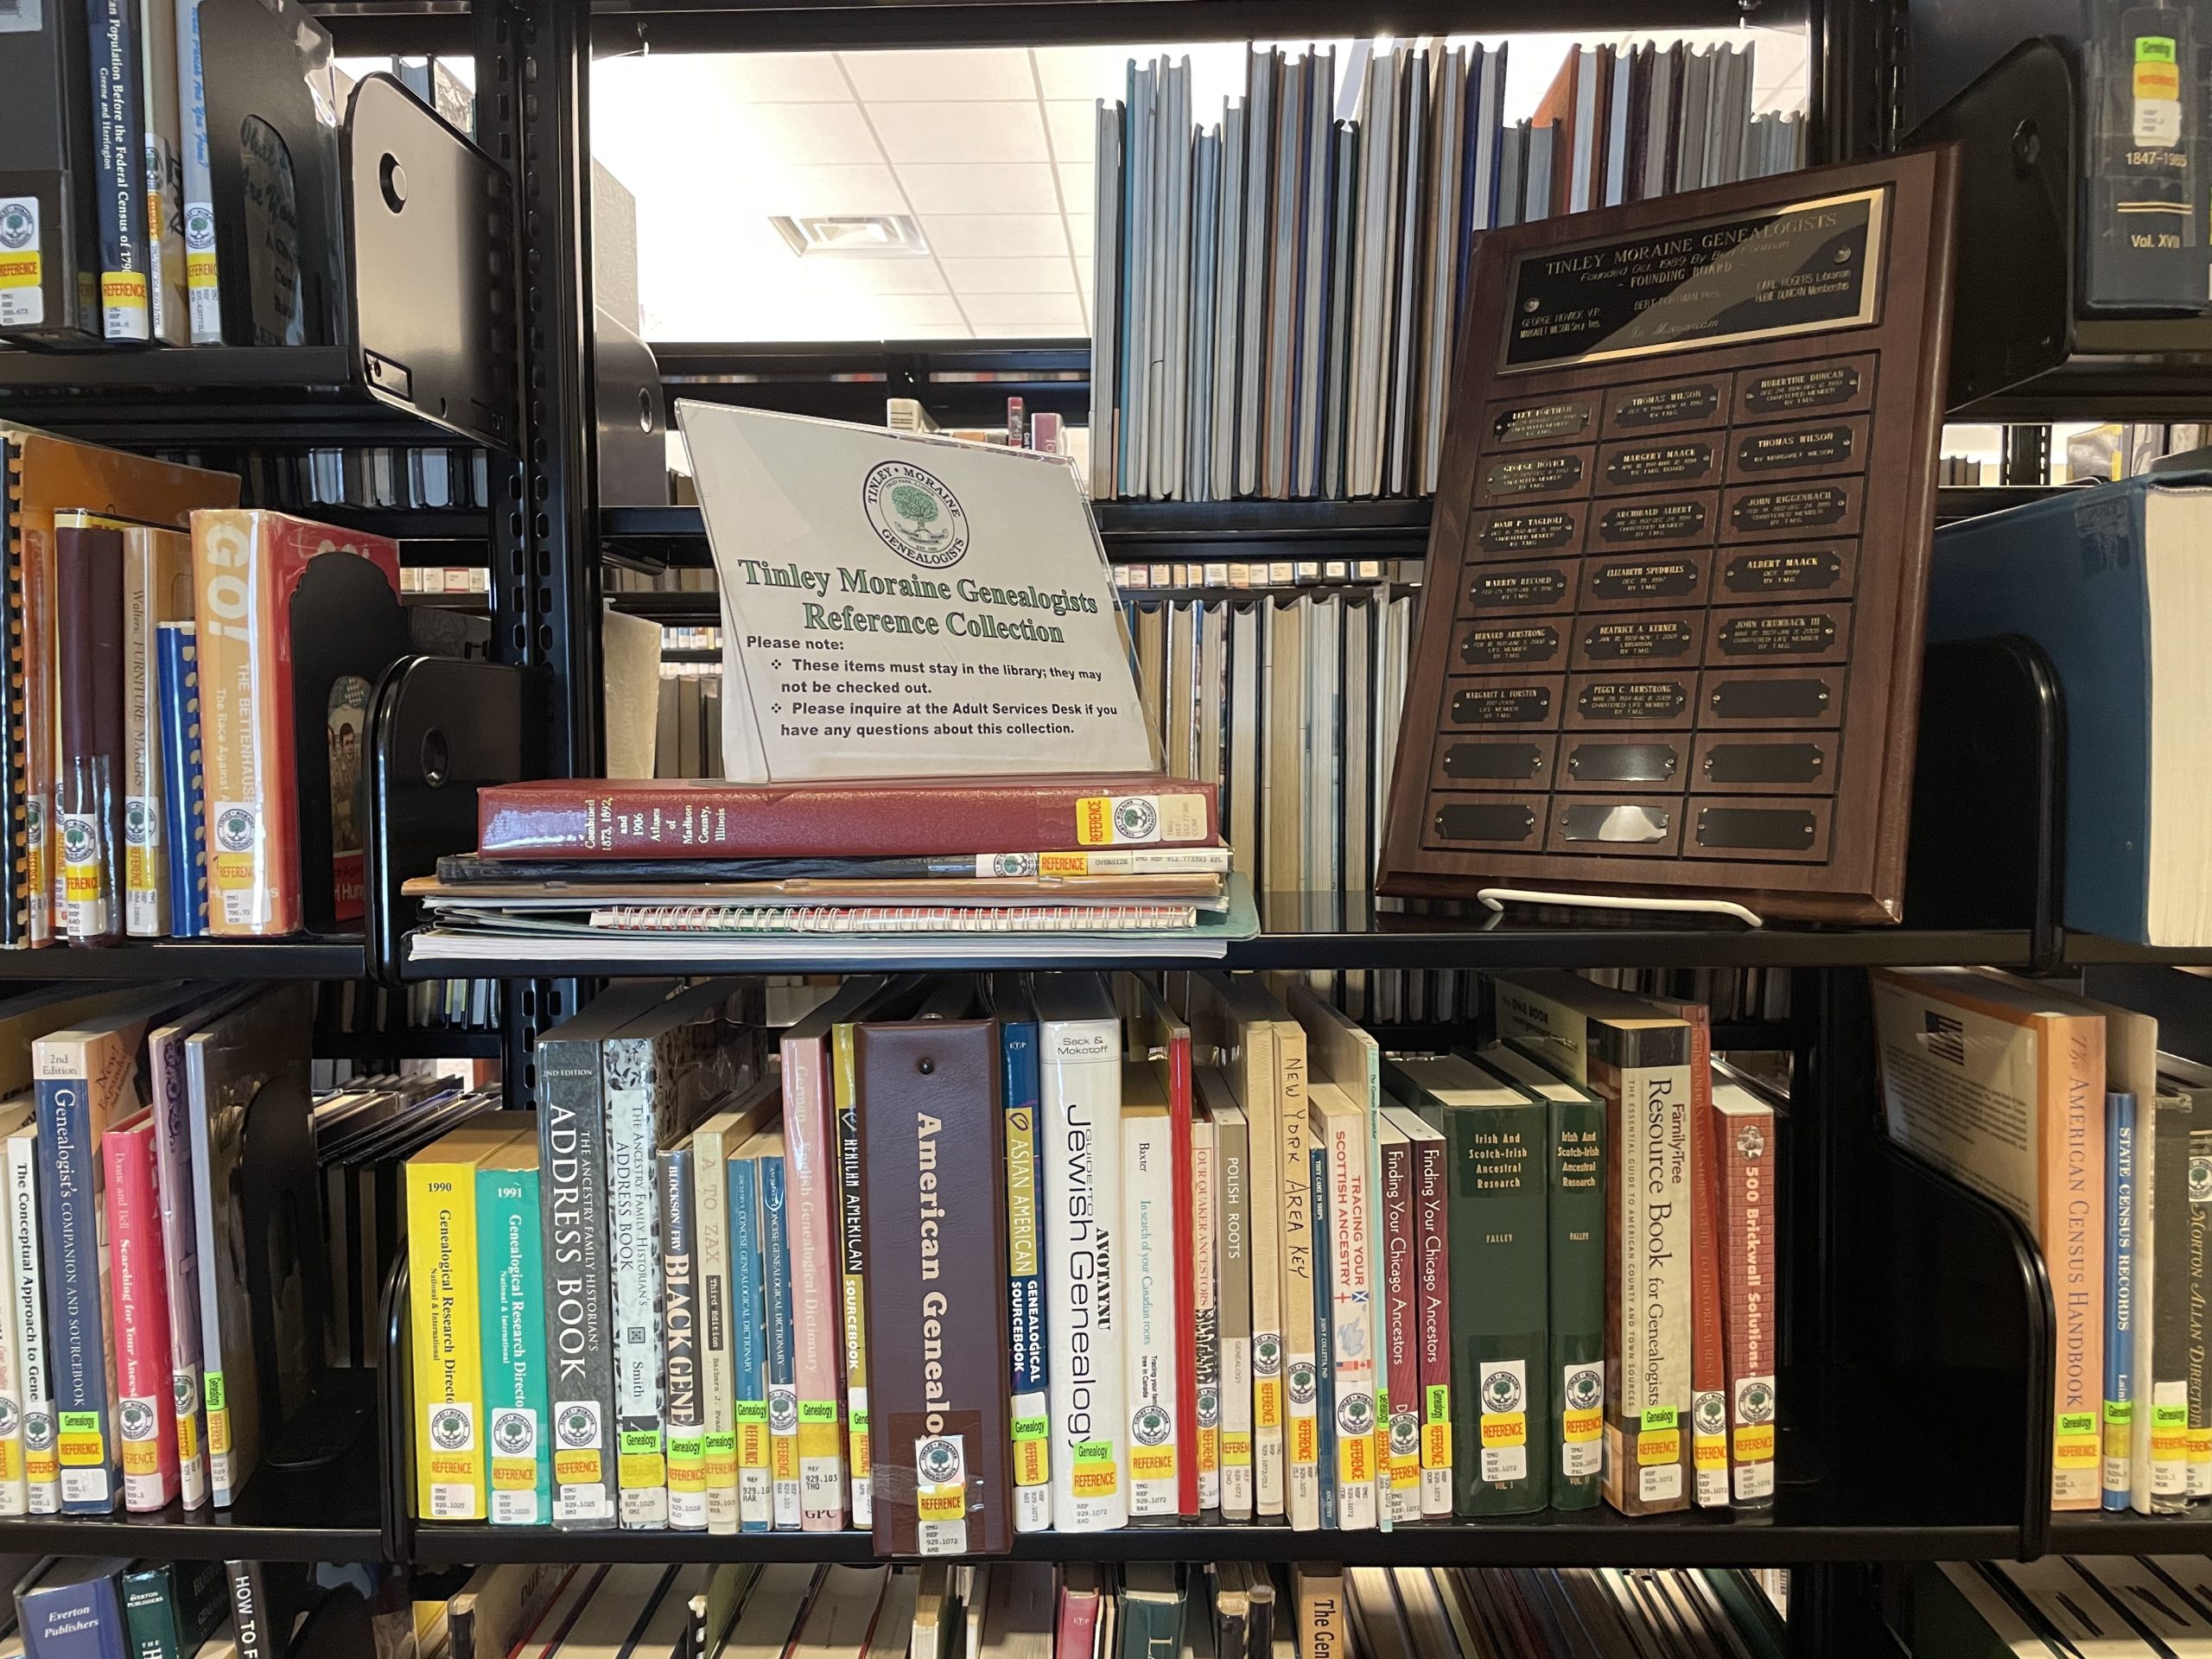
left=1378, top=150, right=1960, bottom=923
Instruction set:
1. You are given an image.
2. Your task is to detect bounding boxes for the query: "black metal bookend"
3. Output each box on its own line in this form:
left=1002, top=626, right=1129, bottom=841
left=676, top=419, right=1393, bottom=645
left=1904, top=636, right=2067, bottom=969
left=365, top=657, right=541, bottom=982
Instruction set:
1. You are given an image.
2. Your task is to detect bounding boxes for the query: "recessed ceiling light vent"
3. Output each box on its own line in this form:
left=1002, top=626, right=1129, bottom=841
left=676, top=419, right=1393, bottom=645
left=770, top=214, right=929, bottom=257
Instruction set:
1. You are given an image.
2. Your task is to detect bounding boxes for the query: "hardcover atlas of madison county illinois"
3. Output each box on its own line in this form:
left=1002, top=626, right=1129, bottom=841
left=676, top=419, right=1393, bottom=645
left=680, top=400, right=1157, bottom=784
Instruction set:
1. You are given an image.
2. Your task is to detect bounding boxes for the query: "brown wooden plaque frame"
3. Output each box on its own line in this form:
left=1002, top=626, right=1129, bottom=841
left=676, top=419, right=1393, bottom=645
left=1377, top=149, right=1959, bottom=924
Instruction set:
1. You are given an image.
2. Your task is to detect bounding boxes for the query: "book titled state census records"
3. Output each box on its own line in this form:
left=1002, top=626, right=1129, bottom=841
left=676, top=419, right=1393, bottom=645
left=1376, top=149, right=1961, bottom=924
left=676, top=402, right=1156, bottom=784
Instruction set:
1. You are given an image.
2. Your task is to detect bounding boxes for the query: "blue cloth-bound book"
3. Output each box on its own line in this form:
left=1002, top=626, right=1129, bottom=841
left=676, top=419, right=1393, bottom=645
left=16, top=1558, right=131, bottom=1659
left=1927, top=474, right=2212, bottom=946
left=155, top=624, right=207, bottom=938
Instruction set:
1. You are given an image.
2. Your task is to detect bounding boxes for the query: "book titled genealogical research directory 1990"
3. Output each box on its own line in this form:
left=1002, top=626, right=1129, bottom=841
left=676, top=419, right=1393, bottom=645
left=678, top=402, right=1157, bottom=785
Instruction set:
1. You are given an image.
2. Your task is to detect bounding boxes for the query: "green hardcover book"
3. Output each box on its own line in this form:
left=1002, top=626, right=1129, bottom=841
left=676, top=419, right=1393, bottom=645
left=1471, top=1043, right=1607, bottom=1511
left=1387, top=1054, right=1548, bottom=1516
left=480, top=1132, right=550, bottom=1526
left=121, top=1560, right=225, bottom=1659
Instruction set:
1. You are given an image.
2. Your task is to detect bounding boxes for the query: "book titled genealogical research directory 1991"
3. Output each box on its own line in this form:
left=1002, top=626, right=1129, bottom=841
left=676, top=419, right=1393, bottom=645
left=678, top=402, right=1157, bottom=785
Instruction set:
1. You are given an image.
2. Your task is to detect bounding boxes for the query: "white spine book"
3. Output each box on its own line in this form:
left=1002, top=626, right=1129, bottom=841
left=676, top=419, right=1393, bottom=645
left=1122, top=1100, right=1178, bottom=1516
left=6, top=1130, right=56, bottom=1515
left=1319, top=1094, right=1378, bottom=1531
left=1191, top=1114, right=1220, bottom=1513
left=1280, top=1076, right=1319, bottom=1533
left=0, top=1111, right=27, bottom=1515
left=603, top=1039, right=671, bottom=1530
left=174, top=0, right=221, bottom=342
left=691, top=1120, right=739, bottom=1535
left=1036, top=985, right=1128, bottom=1532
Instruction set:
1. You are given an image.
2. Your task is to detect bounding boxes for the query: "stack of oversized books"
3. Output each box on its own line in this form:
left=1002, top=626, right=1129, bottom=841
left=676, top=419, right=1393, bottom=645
left=407, top=773, right=1255, bottom=962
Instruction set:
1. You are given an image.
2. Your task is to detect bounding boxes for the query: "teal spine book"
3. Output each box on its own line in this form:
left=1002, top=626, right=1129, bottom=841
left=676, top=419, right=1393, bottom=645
left=480, top=1146, right=550, bottom=1526
left=727, top=1141, right=771, bottom=1533
left=761, top=1148, right=799, bottom=1530
left=120, top=1560, right=224, bottom=1659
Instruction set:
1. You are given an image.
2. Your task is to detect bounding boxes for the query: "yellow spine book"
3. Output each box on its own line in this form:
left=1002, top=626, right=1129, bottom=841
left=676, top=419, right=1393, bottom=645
left=1274, top=1013, right=1318, bottom=1531
left=408, top=1121, right=513, bottom=1520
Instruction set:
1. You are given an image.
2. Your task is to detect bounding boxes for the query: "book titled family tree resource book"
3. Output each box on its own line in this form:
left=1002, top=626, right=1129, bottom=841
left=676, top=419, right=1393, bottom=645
left=677, top=403, right=1158, bottom=784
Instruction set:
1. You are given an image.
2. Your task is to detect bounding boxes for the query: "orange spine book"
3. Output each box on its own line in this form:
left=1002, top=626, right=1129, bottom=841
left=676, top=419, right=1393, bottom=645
left=191, top=511, right=400, bottom=935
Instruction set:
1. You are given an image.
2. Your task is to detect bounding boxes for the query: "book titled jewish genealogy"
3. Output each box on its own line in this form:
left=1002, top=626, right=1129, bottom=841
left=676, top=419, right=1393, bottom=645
left=1377, top=150, right=1960, bottom=923
left=677, top=401, right=1157, bottom=783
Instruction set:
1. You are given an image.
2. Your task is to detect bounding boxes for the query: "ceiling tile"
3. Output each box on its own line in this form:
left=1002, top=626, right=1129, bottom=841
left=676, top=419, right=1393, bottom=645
left=894, top=162, right=1061, bottom=215
left=867, top=101, right=1049, bottom=165
left=813, top=258, right=950, bottom=298
left=694, top=52, right=856, bottom=103
left=958, top=294, right=1088, bottom=336
left=742, top=101, right=882, bottom=168
left=839, top=48, right=1036, bottom=101
left=1043, top=100, right=1097, bottom=164
left=1055, top=162, right=1095, bottom=209
left=871, top=294, right=971, bottom=332
left=761, top=163, right=908, bottom=215
left=1032, top=45, right=1147, bottom=101
left=940, top=256, right=1077, bottom=296
left=920, top=213, right=1070, bottom=257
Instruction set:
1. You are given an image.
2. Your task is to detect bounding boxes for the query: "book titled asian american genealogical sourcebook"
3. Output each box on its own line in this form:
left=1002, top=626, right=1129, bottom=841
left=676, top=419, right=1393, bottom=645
left=677, top=402, right=1160, bottom=785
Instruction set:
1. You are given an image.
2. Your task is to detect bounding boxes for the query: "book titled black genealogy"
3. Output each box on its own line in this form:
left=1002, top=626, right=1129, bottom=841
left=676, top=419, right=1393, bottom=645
left=855, top=1007, right=1014, bottom=1557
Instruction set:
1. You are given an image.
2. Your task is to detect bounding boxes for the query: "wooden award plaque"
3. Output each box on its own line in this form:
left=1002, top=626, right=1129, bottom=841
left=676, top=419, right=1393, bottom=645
left=1377, top=150, right=1960, bottom=924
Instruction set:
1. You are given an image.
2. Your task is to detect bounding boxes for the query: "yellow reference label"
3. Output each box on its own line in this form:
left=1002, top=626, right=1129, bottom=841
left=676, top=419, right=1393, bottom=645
left=492, top=1459, right=537, bottom=1491
left=1422, top=1422, right=1452, bottom=1467
left=1564, top=1407, right=1604, bottom=1443
left=798, top=1401, right=841, bottom=1461
left=1014, top=1436, right=1048, bottom=1488
left=1481, top=1412, right=1527, bottom=1448
left=1733, top=1423, right=1777, bottom=1463
left=1222, top=1431, right=1253, bottom=1468
left=1290, top=1414, right=1319, bottom=1466
left=122, top=1440, right=159, bottom=1478
left=1338, top=1433, right=1372, bottom=1486
left=1693, top=1435, right=1727, bottom=1472
left=618, top=1452, right=665, bottom=1487
left=553, top=1450, right=602, bottom=1483
left=1255, top=1376, right=1283, bottom=1431
left=1130, top=1445, right=1176, bottom=1482
left=916, top=1484, right=965, bottom=1522
left=1637, top=1428, right=1681, bottom=1467
left=1070, top=1440, right=1118, bottom=1498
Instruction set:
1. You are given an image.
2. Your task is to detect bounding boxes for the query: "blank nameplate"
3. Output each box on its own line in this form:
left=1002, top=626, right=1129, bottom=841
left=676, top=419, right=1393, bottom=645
left=1560, top=804, right=1672, bottom=842
left=1704, top=742, right=1825, bottom=785
left=1696, top=806, right=1818, bottom=849
left=1443, top=742, right=1548, bottom=781
left=1434, top=803, right=1541, bottom=842
left=1708, top=676, right=1833, bottom=720
left=1567, top=742, right=1680, bottom=785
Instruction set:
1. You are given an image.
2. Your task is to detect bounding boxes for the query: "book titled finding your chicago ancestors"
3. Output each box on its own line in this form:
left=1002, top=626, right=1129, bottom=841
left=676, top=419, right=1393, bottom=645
left=677, top=401, right=1157, bottom=784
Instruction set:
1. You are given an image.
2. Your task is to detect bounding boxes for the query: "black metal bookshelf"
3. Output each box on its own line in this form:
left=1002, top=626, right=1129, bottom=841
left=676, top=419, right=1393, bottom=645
left=27, top=3, right=2212, bottom=1653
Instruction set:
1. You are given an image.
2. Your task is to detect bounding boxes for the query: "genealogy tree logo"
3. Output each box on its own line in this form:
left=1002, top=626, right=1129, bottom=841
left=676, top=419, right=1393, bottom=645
left=185, top=203, right=215, bottom=251
left=0, top=202, right=33, bottom=252
left=23, top=1412, right=52, bottom=1452
left=429, top=1406, right=472, bottom=1452
left=1196, top=1389, right=1219, bottom=1429
left=0, top=1398, right=19, bottom=1439
left=59, top=817, right=93, bottom=868
left=916, top=1436, right=962, bottom=1487
left=1693, top=1394, right=1726, bottom=1438
left=769, top=1393, right=799, bottom=1434
left=1113, top=798, right=1157, bottom=842
left=556, top=1403, right=599, bottom=1448
left=2193, top=1157, right=2212, bottom=1205
left=1337, top=1393, right=1375, bottom=1439
left=493, top=1410, right=535, bottom=1457
left=1252, top=1334, right=1282, bottom=1377
left=1564, top=1367, right=1602, bottom=1414
left=1131, top=1404, right=1171, bottom=1447
left=215, top=805, right=257, bottom=855
left=1389, top=1414, right=1419, bottom=1458
left=120, top=1400, right=156, bottom=1441
left=125, top=799, right=155, bottom=848
left=1287, top=1362, right=1317, bottom=1408
left=174, top=1374, right=199, bottom=1416
left=1482, top=1367, right=1524, bottom=1416
left=1737, top=1379, right=1776, bottom=1425
left=862, top=461, right=969, bottom=569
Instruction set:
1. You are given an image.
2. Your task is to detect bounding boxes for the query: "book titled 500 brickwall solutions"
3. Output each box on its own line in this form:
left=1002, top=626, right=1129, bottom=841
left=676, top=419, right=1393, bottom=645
left=405, top=969, right=1780, bottom=1540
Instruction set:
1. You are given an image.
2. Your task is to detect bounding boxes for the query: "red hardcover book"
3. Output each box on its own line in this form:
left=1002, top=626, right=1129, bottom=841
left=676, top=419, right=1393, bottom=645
left=1650, top=998, right=1729, bottom=1508
left=1377, top=1118, right=1419, bottom=1524
left=192, top=510, right=404, bottom=934
left=476, top=775, right=1221, bottom=861
left=105, top=1108, right=179, bottom=1512
left=1128, top=981, right=1198, bottom=1517
left=1713, top=1077, right=1777, bottom=1510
